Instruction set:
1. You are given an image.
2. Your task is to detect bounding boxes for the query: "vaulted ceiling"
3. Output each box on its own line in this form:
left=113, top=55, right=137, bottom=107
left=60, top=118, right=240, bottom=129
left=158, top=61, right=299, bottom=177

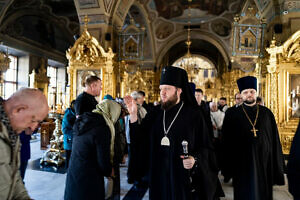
left=0, top=0, right=277, bottom=70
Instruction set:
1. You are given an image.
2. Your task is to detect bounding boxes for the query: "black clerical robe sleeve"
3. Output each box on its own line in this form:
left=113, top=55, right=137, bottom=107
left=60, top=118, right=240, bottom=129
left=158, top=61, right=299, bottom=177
left=269, top=110, right=285, bottom=185
left=129, top=107, right=158, bottom=179
left=190, top=108, right=222, bottom=199
left=287, top=121, right=300, bottom=197
left=95, top=126, right=112, bottom=177
left=220, top=110, right=235, bottom=179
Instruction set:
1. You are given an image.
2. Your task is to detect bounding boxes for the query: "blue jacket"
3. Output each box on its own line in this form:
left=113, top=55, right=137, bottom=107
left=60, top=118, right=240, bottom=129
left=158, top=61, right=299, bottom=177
left=62, top=108, right=76, bottom=150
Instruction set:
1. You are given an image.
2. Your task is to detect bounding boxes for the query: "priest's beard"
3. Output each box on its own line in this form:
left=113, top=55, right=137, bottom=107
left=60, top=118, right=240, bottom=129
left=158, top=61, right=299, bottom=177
left=244, top=99, right=256, bottom=105
left=160, top=92, right=178, bottom=110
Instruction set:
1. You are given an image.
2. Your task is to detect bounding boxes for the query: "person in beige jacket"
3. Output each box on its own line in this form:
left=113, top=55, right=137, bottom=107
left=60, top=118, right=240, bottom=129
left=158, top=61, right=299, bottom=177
left=0, top=88, right=48, bottom=200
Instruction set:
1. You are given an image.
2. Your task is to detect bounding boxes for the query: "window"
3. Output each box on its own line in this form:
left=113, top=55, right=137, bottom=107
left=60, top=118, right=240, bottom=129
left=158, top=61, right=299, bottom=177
left=3, top=55, right=18, bottom=99
left=47, top=66, right=57, bottom=107
left=204, top=69, right=208, bottom=78
left=47, top=66, right=57, bottom=88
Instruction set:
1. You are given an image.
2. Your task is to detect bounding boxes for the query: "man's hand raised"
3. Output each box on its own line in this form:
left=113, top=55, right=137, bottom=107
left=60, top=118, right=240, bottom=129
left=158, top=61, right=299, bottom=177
left=124, top=95, right=138, bottom=123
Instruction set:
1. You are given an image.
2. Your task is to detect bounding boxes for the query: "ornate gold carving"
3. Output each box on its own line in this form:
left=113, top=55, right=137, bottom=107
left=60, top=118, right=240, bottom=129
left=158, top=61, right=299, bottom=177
left=282, top=30, right=300, bottom=63
left=66, top=17, right=109, bottom=67
left=0, top=51, right=10, bottom=72
left=280, top=133, right=294, bottom=155
left=0, top=50, right=10, bottom=97
left=279, top=118, right=299, bottom=154
left=120, top=66, right=156, bottom=103
left=29, top=59, right=50, bottom=100
left=66, top=15, right=116, bottom=102
left=265, top=31, right=300, bottom=155
left=270, top=72, right=279, bottom=122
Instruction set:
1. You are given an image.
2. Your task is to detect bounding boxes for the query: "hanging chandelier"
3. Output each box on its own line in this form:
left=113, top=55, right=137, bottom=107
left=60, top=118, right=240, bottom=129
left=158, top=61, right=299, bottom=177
left=180, top=0, right=198, bottom=71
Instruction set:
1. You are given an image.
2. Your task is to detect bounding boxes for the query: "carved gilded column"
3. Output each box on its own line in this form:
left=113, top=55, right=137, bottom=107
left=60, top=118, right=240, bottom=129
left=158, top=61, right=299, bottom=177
left=67, top=66, right=73, bottom=103
left=102, top=48, right=116, bottom=97
left=266, top=38, right=282, bottom=123
left=264, top=31, right=300, bottom=155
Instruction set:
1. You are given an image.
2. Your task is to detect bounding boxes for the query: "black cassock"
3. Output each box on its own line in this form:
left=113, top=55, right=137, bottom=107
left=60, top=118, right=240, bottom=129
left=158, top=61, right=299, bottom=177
left=221, top=104, right=285, bottom=200
left=130, top=102, right=219, bottom=200
left=287, top=121, right=300, bottom=199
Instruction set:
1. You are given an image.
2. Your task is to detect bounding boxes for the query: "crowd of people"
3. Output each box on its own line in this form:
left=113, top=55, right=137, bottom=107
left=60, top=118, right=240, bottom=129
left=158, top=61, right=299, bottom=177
left=0, top=66, right=299, bottom=200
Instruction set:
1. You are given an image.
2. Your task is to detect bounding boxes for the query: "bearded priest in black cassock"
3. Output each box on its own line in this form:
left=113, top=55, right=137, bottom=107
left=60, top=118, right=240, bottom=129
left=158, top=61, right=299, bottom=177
left=124, top=66, right=222, bottom=200
left=221, top=76, right=285, bottom=200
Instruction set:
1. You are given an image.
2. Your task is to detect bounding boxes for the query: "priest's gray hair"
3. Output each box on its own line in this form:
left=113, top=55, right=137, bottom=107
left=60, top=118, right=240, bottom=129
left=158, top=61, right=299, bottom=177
left=209, top=101, right=217, bottom=109
left=130, top=91, right=142, bottom=100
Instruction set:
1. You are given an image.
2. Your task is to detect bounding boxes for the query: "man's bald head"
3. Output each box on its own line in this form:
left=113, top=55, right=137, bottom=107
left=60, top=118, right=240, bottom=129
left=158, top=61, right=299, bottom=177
left=4, top=88, right=49, bottom=134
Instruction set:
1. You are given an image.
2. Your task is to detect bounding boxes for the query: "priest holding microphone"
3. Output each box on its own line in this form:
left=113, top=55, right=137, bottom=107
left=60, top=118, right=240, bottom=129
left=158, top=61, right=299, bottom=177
left=124, top=66, right=222, bottom=200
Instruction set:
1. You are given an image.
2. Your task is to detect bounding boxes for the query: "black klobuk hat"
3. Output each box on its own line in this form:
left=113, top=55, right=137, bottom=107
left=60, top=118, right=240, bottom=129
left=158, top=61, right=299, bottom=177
left=160, top=66, right=197, bottom=106
left=237, top=76, right=257, bottom=92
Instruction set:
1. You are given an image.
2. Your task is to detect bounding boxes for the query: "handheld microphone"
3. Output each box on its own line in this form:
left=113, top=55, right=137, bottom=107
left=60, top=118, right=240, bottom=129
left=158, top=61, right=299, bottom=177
left=182, top=140, right=188, bottom=159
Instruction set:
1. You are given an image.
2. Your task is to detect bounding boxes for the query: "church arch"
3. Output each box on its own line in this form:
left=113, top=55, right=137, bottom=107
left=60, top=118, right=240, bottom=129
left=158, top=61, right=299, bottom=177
left=155, top=29, right=230, bottom=71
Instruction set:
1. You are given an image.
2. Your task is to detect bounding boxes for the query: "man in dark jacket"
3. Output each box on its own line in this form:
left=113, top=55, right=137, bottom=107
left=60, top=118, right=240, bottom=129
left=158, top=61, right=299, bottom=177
left=195, top=88, right=214, bottom=140
left=74, top=75, right=102, bottom=116
left=64, top=100, right=122, bottom=200
left=287, top=118, right=300, bottom=200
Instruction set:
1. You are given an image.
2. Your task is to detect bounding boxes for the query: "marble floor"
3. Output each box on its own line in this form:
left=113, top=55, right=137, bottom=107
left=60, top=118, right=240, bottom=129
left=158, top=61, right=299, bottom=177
left=24, top=134, right=293, bottom=200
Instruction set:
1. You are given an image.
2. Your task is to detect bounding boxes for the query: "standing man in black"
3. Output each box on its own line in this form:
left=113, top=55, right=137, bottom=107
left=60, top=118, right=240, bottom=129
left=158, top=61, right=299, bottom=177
left=221, top=76, right=285, bottom=200
left=195, top=88, right=213, bottom=139
left=218, top=97, right=228, bottom=112
left=74, top=75, right=102, bottom=116
left=195, top=89, right=210, bottom=115
left=124, top=66, right=219, bottom=200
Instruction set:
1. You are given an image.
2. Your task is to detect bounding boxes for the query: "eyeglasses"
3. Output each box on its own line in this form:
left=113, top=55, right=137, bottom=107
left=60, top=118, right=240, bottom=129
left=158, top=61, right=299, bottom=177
left=235, top=98, right=243, bottom=100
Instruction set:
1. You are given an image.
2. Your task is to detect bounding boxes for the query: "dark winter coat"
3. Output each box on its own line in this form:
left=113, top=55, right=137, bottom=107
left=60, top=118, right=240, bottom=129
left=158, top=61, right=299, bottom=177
left=64, top=112, right=112, bottom=200
left=288, top=121, right=300, bottom=198
left=74, top=92, right=98, bottom=116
